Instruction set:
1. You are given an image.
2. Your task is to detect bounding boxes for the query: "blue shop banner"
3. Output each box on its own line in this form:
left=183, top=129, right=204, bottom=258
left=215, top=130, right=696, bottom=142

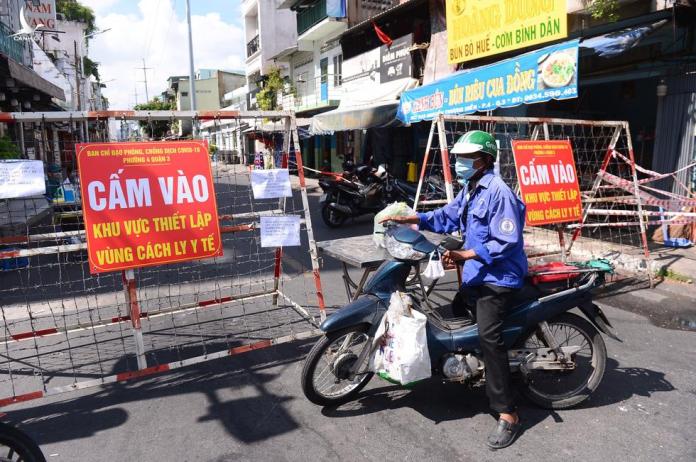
left=397, top=39, right=579, bottom=124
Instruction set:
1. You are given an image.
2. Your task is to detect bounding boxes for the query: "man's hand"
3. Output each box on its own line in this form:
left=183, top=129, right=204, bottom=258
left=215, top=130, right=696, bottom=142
left=378, top=215, right=420, bottom=225
left=442, top=249, right=477, bottom=268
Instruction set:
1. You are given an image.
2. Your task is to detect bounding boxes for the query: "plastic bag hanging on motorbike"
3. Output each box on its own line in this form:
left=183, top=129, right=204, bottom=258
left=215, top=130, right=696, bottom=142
left=422, top=251, right=445, bottom=280
left=371, top=292, right=431, bottom=386
left=373, top=202, right=417, bottom=248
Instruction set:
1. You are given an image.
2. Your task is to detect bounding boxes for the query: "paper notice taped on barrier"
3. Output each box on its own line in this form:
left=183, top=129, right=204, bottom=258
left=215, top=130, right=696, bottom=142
left=0, top=160, right=46, bottom=199
left=251, top=168, right=292, bottom=199
left=260, top=215, right=301, bottom=247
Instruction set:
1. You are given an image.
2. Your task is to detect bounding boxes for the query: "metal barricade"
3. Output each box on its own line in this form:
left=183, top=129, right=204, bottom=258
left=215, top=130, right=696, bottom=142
left=413, top=114, right=665, bottom=280
left=0, top=110, right=325, bottom=408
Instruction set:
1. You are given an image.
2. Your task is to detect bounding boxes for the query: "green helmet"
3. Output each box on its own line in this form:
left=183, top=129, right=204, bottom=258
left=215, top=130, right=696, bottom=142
left=451, top=130, right=497, bottom=159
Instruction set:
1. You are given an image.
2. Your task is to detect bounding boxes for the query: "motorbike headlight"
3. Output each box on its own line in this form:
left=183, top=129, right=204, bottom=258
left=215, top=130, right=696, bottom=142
left=385, top=233, right=427, bottom=260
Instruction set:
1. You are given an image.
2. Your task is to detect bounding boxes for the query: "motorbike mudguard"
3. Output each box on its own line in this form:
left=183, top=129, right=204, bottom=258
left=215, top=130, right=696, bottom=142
left=319, top=295, right=387, bottom=335
left=578, top=301, right=621, bottom=341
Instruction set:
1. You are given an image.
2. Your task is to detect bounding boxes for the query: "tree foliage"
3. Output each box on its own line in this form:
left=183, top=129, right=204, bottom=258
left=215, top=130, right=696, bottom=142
left=256, top=67, right=285, bottom=111
left=133, top=98, right=175, bottom=139
left=587, top=0, right=619, bottom=22
left=83, top=56, right=100, bottom=81
left=56, top=0, right=97, bottom=35
left=0, top=136, right=21, bottom=159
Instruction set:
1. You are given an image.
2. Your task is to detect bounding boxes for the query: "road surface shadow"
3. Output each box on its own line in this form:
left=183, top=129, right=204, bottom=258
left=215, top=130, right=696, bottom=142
left=5, top=339, right=314, bottom=446
left=322, top=357, right=676, bottom=434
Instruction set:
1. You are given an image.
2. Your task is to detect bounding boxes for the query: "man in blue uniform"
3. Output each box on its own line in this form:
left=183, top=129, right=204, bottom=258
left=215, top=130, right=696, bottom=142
left=381, top=130, right=527, bottom=449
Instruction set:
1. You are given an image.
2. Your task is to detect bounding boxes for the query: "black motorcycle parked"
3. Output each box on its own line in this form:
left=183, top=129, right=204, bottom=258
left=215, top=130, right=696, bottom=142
left=319, top=164, right=414, bottom=228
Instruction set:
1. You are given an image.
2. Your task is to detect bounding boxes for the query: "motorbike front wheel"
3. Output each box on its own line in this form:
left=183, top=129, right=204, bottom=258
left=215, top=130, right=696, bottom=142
left=516, top=312, right=607, bottom=410
left=0, top=422, right=46, bottom=462
left=301, top=325, right=374, bottom=407
left=320, top=203, right=347, bottom=228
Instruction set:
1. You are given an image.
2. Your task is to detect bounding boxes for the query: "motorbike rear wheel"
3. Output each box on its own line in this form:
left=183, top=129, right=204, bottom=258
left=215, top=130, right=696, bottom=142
left=516, top=312, right=606, bottom=410
left=0, top=422, right=46, bottom=462
left=321, top=203, right=347, bottom=228
left=301, top=325, right=374, bottom=407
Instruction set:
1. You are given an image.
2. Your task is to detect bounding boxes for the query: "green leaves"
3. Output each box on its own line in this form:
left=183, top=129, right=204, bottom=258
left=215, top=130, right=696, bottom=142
left=587, top=0, right=620, bottom=22
left=0, top=136, right=21, bottom=160
left=256, top=67, right=285, bottom=111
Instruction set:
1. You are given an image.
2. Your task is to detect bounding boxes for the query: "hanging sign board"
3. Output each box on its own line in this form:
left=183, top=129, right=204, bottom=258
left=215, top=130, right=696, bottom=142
left=512, top=140, right=582, bottom=226
left=398, top=40, right=578, bottom=123
left=445, top=0, right=567, bottom=64
left=76, top=141, right=222, bottom=273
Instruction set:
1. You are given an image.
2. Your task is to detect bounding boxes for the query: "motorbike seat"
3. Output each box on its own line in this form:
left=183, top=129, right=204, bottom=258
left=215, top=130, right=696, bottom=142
left=394, top=179, right=418, bottom=194
left=448, top=282, right=542, bottom=323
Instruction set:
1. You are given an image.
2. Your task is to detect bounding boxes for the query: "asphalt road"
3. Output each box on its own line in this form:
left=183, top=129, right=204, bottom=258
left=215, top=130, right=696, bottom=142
left=3, top=178, right=696, bottom=462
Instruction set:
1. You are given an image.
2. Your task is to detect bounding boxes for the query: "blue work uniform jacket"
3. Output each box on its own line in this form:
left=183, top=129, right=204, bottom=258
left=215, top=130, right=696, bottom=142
left=416, top=170, right=528, bottom=289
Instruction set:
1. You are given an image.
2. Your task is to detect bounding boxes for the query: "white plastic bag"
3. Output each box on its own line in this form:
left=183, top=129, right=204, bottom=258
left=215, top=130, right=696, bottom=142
left=373, top=202, right=416, bottom=248
left=371, top=292, right=431, bottom=385
left=421, top=251, right=445, bottom=280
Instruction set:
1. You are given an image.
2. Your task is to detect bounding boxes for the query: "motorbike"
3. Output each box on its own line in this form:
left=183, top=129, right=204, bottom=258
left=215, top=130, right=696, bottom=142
left=301, top=225, right=619, bottom=409
left=318, top=164, right=447, bottom=228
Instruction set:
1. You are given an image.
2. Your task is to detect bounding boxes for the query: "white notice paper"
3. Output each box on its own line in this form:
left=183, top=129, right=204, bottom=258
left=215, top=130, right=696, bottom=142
left=260, top=215, right=301, bottom=247
left=0, top=160, right=46, bottom=199
left=251, top=168, right=292, bottom=199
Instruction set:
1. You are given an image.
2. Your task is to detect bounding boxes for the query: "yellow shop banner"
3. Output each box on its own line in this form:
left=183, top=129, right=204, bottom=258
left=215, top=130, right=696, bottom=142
left=446, top=0, right=567, bottom=64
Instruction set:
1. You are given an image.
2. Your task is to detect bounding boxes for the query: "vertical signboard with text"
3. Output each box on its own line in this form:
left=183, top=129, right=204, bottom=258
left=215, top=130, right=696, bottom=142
left=512, top=140, right=582, bottom=226
left=76, top=141, right=222, bottom=274
left=446, top=0, right=567, bottom=64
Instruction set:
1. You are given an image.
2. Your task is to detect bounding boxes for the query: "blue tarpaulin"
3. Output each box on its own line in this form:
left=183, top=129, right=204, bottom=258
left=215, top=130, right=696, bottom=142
left=579, top=20, right=668, bottom=58
left=326, top=0, right=346, bottom=18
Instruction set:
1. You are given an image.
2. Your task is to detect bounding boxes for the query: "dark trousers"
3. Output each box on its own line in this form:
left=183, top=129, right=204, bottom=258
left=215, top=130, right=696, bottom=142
left=473, top=283, right=517, bottom=414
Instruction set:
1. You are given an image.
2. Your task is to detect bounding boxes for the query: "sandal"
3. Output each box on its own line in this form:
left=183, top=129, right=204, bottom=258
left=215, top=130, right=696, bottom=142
left=486, top=417, right=521, bottom=450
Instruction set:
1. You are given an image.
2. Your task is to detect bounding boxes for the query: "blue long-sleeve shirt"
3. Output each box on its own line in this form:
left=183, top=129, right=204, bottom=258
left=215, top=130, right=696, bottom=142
left=416, top=170, right=528, bottom=289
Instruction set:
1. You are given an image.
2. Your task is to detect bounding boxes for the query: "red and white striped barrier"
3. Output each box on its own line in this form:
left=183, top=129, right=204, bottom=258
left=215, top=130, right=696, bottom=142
left=0, top=328, right=321, bottom=409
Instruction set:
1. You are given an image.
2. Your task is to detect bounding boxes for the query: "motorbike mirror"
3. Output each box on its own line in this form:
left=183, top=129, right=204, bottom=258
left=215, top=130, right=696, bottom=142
left=440, top=235, right=463, bottom=251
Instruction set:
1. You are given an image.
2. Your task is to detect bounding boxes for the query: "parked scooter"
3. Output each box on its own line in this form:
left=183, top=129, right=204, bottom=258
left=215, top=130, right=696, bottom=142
left=318, top=164, right=410, bottom=227
left=318, top=164, right=447, bottom=227
left=301, top=225, right=618, bottom=408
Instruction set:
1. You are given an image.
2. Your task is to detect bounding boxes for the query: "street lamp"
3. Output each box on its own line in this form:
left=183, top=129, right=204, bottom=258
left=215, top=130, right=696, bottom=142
left=81, top=28, right=111, bottom=76
left=79, top=28, right=111, bottom=111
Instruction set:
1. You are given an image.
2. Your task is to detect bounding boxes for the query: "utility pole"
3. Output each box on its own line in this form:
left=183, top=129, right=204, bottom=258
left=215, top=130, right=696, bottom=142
left=74, top=41, right=81, bottom=110
left=185, top=0, right=197, bottom=136
left=136, top=58, right=151, bottom=102
left=133, top=84, right=139, bottom=107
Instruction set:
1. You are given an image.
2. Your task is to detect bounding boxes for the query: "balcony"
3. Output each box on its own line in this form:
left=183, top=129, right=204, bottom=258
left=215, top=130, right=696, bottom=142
left=246, top=34, right=260, bottom=58
left=280, top=74, right=342, bottom=113
left=296, top=0, right=327, bottom=36
left=0, top=22, right=29, bottom=66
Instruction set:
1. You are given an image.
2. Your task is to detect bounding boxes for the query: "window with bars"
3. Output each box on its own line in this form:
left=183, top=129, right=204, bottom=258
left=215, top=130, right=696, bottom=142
left=333, top=54, right=342, bottom=87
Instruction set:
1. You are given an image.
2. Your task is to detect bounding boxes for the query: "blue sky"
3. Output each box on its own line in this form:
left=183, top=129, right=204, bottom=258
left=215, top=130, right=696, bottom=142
left=97, top=0, right=243, bottom=26
left=82, top=0, right=246, bottom=109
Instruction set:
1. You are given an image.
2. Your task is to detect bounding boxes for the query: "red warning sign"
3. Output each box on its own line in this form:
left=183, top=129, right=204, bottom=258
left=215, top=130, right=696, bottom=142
left=512, top=140, right=582, bottom=226
left=76, top=141, right=222, bottom=273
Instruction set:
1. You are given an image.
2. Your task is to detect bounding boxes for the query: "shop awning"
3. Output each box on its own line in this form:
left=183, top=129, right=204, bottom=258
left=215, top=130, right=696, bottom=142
left=311, top=101, right=401, bottom=134
left=311, top=77, right=418, bottom=134
left=242, top=118, right=311, bottom=133
left=5, top=58, right=65, bottom=101
left=579, top=20, right=668, bottom=58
